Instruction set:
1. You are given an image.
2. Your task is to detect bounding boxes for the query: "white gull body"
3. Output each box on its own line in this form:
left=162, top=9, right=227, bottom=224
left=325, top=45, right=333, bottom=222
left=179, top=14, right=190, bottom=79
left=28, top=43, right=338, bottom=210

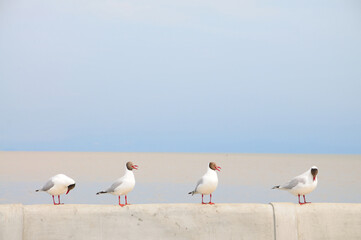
left=191, top=166, right=219, bottom=195
left=103, top=168, right=135, bottom=196
left=97, top=162, right=138, bottom=206
left=189, top=162, right=221, bottom=204
left=37, top=174, right=76, bottom=196
left=273, top=166, right=318, bottom=204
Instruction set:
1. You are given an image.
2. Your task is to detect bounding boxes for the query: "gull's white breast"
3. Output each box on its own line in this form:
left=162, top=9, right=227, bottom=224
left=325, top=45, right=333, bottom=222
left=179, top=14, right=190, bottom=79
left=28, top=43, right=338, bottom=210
left=196, top=171, right=218, bottom=195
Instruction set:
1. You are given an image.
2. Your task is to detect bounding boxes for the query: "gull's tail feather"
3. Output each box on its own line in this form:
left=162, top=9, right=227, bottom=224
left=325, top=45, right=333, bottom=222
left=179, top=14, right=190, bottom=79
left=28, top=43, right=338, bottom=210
left=96, top=191, right=107, bottom=195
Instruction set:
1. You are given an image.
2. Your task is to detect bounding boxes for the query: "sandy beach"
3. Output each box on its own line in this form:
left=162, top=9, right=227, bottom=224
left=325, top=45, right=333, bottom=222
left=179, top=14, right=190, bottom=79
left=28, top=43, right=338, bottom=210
left=0, top=151, right=360, bottom=205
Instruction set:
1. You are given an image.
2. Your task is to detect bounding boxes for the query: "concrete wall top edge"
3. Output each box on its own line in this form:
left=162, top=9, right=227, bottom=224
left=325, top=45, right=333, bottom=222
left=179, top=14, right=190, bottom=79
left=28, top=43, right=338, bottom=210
left=1, top=203, right=360, bottom=240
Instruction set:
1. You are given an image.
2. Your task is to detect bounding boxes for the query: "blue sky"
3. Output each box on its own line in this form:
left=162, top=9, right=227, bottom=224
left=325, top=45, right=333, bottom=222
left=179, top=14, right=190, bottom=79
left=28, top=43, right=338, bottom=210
left=0, top=0, right=360, bottom=153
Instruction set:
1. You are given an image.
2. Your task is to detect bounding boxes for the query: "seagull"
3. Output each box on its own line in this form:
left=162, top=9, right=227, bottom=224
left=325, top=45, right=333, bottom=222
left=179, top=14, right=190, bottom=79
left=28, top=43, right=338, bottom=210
left=36, top=174, right=76, bottom=205
left=272, top=166, right=318, bottom=205
left=96, top=161, right=138, bottom=207
left=188, top=162, right=221, bottom=204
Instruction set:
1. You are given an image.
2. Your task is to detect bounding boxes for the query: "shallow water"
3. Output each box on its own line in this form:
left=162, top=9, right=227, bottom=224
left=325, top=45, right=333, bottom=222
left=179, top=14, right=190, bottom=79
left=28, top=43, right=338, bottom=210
left=0, top=152, right=360, bottom=205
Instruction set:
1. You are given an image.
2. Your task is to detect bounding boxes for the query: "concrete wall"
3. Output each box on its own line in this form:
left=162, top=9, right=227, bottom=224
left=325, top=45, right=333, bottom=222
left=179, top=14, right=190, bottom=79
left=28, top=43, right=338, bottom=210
left=271, top=203, right=361, bottom=240
left=0, top=204, right=23, bottom=240
left=0, top=203, right=360, bottom=240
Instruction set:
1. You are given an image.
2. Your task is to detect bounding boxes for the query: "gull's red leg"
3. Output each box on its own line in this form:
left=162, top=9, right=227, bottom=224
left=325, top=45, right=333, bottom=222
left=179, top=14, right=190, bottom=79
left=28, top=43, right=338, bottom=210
left=298, top=194, right=304, bottom=205
left=125, top=195, right=130, bottom=205
left=303, top=195, right=311, bottom=204
left=58, top=195, right=63, bottom=205
left=298, top=194, right=306, bottom=205
left=209, top=194, right=214, bottom=205
left=118, top=196, right=125, bottom=207
left=201, top=194, right=206, bottom=204
left=52, top=195, right=57, bottom=205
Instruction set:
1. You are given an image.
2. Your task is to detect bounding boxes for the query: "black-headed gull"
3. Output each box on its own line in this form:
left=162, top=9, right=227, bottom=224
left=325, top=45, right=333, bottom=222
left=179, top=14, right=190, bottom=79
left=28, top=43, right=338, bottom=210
left=36, top=174, right=76, bottom=205
left=96, top=161, right=138, bottom=207
left=272, top=166, right=318, bottom=205
left=188, top=162, right=221, bottom=204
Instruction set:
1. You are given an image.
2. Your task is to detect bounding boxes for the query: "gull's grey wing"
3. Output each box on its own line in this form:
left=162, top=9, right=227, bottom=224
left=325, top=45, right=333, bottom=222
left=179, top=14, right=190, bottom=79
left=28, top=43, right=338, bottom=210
left=41, top=179, right=55, bottom=191
left=194, top=178, right=204, bottom=192
left=281, top=177, right=305, bottom=189
left=106, top=178, right=123, bottom=193
left=188, top=178, right=204, bottom=195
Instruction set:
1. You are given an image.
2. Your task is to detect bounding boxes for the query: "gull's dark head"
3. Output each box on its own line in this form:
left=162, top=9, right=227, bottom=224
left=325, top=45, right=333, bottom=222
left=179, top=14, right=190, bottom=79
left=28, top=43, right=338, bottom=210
left=126, top=161, right=138, bottom=171
left=66, top=183, right=76, bottom=194
left=311, top=166, right=318, bottom=181
left=209, top=162, right=221, bottom=172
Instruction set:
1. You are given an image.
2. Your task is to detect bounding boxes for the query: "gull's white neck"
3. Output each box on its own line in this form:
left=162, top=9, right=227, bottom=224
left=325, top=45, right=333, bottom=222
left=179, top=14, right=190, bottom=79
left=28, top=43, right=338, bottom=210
left=206, top=167, right=217, bottom=177
left=124, top=168, right=134, bottom=176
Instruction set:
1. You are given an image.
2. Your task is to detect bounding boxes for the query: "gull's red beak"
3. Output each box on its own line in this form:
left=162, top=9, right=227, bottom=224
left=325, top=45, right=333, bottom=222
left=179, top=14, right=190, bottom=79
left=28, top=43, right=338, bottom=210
left=313, top=176, right=316, bottom=181
left=132, top=165, right=138, bottom=170
left=216, top=166, right=221, bottom=171
left=66, top=189, right=70, bottom=194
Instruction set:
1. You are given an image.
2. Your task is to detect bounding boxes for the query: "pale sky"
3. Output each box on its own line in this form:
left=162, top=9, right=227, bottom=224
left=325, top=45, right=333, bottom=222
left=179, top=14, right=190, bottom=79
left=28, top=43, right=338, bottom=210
left=1, top=0, right=361, bottom=153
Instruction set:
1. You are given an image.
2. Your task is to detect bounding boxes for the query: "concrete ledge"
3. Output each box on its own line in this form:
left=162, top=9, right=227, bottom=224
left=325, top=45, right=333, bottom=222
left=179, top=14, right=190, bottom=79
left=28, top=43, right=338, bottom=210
left=0, top=203, right=360, bottom=240
left=271, top=203, right=361, bottom=240
left=296, top=203, right=361, bottom=240
left=23, top=204, right=274, bottom=240
left=271, top=202, right=298, bottom=240
left=0, top=204, right=23, bottom=240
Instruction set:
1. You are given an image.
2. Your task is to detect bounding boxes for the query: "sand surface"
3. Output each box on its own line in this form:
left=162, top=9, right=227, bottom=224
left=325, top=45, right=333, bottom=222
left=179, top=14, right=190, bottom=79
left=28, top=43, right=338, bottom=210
left=0, top=151, right=360, bottom=204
